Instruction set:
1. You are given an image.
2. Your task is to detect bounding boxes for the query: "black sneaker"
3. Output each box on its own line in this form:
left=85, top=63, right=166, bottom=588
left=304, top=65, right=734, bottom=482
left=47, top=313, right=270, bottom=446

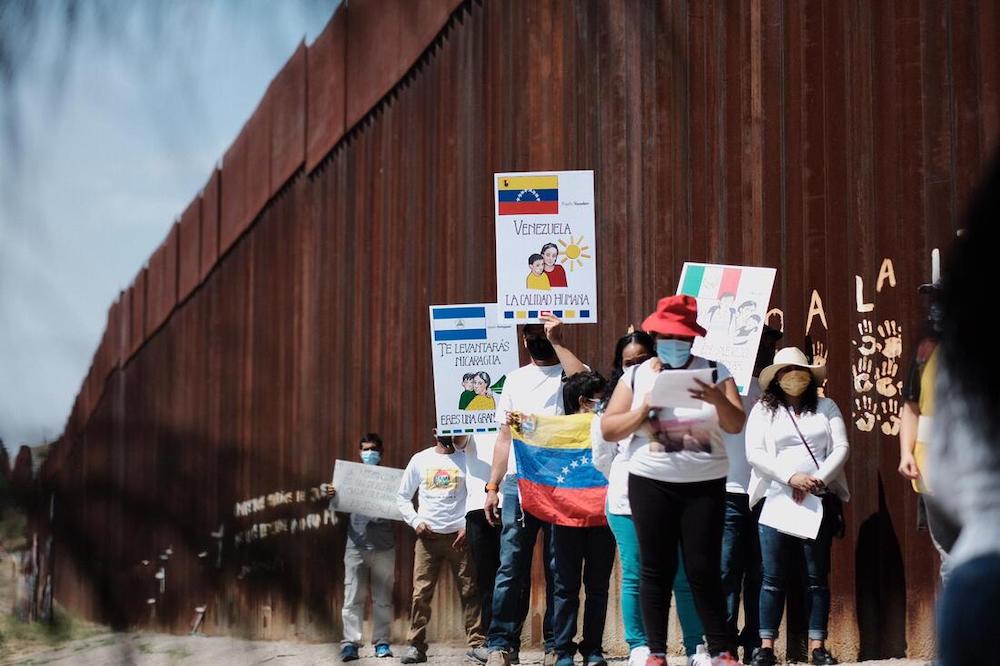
left=749, top=647, right=776, bottom=666
left=810, top=648, right=838, bottom=665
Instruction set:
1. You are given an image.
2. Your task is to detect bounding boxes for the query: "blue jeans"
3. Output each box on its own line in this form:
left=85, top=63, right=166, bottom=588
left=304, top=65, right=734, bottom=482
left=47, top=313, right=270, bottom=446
left=487, top=475, right=555, bottom=652
left=550, top=524, right=616, bottom=657
left=720, top=493, right=762, bottom=650
left=758, top=496, right=838, bottom=641
left=937, top=553, right=1000, bottom=666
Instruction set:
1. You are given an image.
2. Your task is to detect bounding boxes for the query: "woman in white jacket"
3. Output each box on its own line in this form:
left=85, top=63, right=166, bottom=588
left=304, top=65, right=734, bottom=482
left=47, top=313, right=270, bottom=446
left=744, top=347, right=849, bottom=666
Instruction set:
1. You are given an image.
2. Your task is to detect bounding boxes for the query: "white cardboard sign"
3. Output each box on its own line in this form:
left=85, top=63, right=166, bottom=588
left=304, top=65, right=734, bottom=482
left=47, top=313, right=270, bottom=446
left=429, top=304, right=520, bottom=435
left=494, top=170, right=598, bottom=324
left=676, top=262, right=777, bottom=394
left=330, top=460, right=405, bottom=521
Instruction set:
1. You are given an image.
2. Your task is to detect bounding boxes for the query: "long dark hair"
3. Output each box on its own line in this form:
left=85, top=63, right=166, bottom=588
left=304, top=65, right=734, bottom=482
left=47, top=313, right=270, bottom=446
left=760, top=376, right=820, bottom=415
left=939, top=149, right=1000, bottom=442
left=608, top=330, right=655, bottom=392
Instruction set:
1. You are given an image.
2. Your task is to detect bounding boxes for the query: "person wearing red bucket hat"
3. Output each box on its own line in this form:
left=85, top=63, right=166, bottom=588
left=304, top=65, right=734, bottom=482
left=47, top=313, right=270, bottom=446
left=602, top=295, right=745, bottom=666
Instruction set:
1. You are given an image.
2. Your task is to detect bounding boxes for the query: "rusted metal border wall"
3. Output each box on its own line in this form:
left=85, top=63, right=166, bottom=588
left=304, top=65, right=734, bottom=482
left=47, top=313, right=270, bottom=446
left=43, top=0, right=1000, bottom=658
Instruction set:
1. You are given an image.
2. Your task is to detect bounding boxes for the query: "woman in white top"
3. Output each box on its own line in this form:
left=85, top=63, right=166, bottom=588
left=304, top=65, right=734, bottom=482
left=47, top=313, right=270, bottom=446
left=593, top=329, right=706, bottom=666
left=602, top=295, right=746, bottom=666
left=744, top=347, right=849, bottom=666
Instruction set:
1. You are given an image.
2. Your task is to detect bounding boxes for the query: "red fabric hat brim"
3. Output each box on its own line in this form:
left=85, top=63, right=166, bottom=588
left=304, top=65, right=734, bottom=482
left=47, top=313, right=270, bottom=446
left=641, top=312, right=707, bottom=338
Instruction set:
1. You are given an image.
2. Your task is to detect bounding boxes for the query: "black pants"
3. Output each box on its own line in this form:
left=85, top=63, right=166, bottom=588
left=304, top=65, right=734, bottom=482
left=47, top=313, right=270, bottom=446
left=466, top=509, right=501, bottom=633
left=628, top=473, right=736, bottom=657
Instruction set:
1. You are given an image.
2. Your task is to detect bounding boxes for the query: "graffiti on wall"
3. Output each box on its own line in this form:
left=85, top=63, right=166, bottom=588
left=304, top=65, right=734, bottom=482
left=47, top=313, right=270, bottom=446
left=761, top=254, right=935, bottom=434
left=233, top=487, right=337, bottom=547
left=851, top=259, right=904, bottom=434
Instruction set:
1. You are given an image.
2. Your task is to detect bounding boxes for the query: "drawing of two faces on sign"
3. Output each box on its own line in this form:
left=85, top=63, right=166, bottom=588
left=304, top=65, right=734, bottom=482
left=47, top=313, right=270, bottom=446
left=525, top=242, right=569, bottom=290
left=459, top=371, right=506, bottom=411
left=705, top=293, right=762, bottom=346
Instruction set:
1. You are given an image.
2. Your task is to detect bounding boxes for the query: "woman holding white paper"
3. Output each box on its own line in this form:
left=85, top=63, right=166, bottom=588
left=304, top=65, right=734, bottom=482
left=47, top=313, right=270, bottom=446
left=601, top=295, right=746, bottom=666
left=745, top=347, right=849, bottom=666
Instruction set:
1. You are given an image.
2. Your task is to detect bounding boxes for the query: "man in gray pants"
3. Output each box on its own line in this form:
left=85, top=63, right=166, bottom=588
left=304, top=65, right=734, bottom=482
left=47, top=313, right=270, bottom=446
left=326, top=433, right=396, bottom=661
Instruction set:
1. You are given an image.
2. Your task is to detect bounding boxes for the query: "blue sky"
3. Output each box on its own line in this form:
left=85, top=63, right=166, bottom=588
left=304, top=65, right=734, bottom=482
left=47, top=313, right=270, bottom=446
left=0, top=1, right=339, bottom=452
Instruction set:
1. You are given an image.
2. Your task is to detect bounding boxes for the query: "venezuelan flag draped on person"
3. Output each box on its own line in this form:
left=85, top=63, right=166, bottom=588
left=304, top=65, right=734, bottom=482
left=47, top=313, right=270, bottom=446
left=511, top=413, right=608, bottom=527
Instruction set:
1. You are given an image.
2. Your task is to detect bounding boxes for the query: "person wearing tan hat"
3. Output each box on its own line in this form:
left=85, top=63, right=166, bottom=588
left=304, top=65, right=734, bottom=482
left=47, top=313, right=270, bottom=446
left=744, top=347, right=850, bottom=666
left=602, top=295, right=745, bottom=666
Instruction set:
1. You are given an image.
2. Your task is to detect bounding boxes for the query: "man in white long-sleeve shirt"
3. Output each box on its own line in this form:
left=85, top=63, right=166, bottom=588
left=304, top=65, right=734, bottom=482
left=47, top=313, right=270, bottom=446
left=396, top=432, right=485, bottom=664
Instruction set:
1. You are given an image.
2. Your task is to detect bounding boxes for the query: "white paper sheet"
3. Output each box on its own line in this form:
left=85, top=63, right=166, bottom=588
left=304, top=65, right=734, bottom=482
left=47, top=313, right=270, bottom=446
left=649, top=368, right=718, bottom=409
left=759, top=486, right=824, bottom=540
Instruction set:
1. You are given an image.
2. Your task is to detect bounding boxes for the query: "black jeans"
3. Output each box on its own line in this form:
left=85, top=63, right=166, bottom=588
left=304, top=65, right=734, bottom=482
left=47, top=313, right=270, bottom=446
left=549, top=524, right=616, bottom=657
left=628, top=473, right=736, bottom=657
left=466, top=509, right=502, bottom=633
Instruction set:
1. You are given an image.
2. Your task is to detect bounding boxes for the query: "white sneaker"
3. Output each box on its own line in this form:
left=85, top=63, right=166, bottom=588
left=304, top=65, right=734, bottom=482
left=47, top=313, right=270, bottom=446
left=688, top=644, right=712, bottom=666
left=628, top=646, right=650, bottom=666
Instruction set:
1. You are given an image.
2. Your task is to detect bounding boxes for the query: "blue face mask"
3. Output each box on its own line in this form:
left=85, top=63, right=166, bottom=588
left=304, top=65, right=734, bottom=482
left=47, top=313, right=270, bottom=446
left=360, top=450, right=382, bottom=465
left=656, top=339, right=693, bottom=368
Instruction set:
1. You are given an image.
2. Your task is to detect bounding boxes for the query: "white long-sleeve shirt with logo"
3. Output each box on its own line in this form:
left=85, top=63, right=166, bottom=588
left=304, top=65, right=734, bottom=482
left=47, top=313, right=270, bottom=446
left=396, top=447, right=467, bottom=534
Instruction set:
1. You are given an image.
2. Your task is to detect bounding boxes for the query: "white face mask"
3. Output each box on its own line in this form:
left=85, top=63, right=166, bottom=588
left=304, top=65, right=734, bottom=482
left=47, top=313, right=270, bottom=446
left=656, top=339, right=692, bottom=367
left=360, top=450, right=382, bottom=465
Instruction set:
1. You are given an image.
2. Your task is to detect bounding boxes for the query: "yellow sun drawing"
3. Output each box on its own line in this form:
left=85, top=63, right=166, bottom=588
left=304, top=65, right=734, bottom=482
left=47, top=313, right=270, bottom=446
left=558, top=235, right=592, bottom=271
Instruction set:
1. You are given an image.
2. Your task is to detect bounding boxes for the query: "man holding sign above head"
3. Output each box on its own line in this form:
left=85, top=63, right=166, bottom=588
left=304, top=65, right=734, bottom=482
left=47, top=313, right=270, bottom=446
left=324, top=434, right=396, bottom=662
left=484, top=315, right=588, bottom=666
left=396, top=431, right=486, bottom=665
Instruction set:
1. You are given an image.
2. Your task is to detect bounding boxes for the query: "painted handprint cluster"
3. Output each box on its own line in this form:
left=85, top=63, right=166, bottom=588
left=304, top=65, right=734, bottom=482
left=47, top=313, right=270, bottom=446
left=851, top=318, right=904, bottom=434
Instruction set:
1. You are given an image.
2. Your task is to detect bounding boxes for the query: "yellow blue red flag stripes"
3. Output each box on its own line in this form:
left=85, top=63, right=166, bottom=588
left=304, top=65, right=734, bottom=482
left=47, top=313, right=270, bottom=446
left=512, top=413, right=607, bottom=527
left=497, top=175, right=559, bottom=215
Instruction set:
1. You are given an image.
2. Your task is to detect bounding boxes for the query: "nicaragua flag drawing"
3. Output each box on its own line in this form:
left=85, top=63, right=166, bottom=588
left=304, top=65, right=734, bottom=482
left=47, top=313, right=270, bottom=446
left=431, top=305, right=489, bottom=342
left=513, top=413, right=608, bottom=527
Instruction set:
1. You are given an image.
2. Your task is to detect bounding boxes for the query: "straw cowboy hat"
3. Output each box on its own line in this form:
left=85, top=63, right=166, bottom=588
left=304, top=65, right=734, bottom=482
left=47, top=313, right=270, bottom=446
left=758, top=346, right=827, bottom=390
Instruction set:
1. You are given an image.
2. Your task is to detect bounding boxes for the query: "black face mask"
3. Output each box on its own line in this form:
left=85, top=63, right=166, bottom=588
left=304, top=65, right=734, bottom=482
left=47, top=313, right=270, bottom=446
left=525, top=336, right=557, bottom=361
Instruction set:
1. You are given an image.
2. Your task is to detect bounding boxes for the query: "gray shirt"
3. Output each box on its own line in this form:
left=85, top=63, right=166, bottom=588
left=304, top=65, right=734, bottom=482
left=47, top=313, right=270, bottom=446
left=330, top=492, right=395, bottom=550
left=346, top=512, right=395, bottom=551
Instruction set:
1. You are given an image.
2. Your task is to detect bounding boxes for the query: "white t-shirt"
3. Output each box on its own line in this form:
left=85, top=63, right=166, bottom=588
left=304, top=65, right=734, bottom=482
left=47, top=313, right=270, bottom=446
left=745, top=397, right=851, bottom=506
left=722, top=382, right=762, bottom=494
left=627, top=357, right=733, bottom=483
left=396, top=447, right=468, bottom=533
left=931, top=363, right=1000, bottom=566
left=591, top=414, right=641, bottom=515
left=464, top=433, right=497, bottom=513
left=495, top=362, right=566, bottom=475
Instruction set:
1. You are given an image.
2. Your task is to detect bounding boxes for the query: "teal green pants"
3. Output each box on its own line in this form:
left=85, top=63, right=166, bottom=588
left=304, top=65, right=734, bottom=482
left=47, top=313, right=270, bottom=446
left=607, top=511, right=705, bottom=656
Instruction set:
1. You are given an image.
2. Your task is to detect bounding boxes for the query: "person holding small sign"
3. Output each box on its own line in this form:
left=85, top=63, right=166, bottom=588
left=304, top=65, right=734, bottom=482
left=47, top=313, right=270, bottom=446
left=397, top=432, right=486, bottom=664
left=744, top=348, right=850, bottom=666
left=324, top=433, right=395, bottom=662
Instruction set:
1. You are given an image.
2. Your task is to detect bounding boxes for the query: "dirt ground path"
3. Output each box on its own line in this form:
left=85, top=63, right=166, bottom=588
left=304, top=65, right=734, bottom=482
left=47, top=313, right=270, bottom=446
left=8, top=637, right=933, bottom=666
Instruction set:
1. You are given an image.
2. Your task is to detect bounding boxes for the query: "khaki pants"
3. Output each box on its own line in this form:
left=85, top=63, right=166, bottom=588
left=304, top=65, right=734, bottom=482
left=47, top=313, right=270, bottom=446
left=407, top=531, right=484, bottom=651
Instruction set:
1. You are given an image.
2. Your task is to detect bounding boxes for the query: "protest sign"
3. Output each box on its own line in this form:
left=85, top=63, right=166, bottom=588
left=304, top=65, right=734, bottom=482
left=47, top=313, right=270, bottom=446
left=494, top=170, right=598, bottom=323
left=330, top=460, right=405, bottom=521
left=676, top=262, right=777, bottom=394
left=430, top=304, right=520, bottom=435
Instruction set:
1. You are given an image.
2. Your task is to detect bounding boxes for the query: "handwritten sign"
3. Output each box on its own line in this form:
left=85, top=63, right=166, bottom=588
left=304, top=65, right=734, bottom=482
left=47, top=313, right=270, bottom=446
left=676, top=262, right=776, bottom=394
left=331, top=460, right=405, bottom=521
left=494, top=170, right=598, bottom=323
left=430, top=303, right=520, bottom=435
